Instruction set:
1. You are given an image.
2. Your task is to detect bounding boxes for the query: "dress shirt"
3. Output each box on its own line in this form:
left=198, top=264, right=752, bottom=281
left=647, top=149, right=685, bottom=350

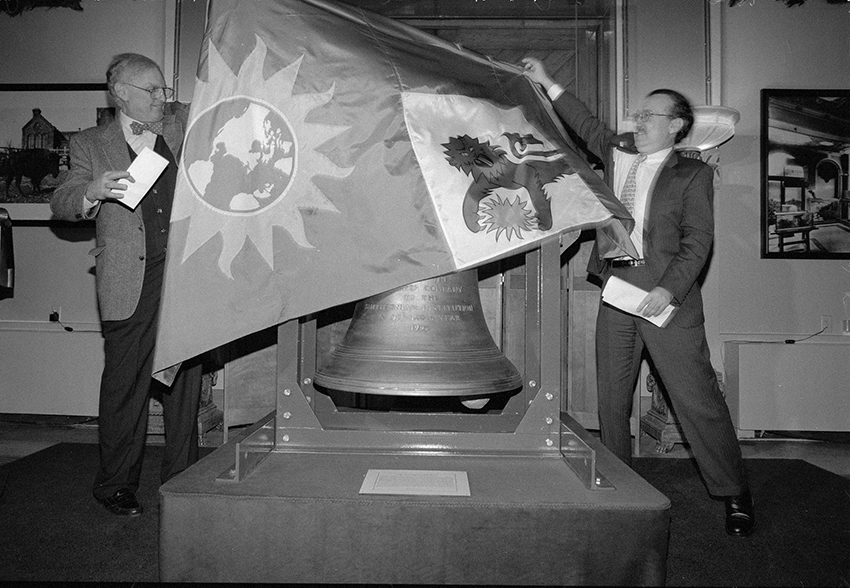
left=612, top=148, right=671, bottom=258
left=121, top=111, right=158, bottom=154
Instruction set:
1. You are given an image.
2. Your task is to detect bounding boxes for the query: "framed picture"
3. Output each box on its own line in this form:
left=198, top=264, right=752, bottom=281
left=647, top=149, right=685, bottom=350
left=0, top=83, right=112, bottom=222
left=761, top=89, right=850, bottom=259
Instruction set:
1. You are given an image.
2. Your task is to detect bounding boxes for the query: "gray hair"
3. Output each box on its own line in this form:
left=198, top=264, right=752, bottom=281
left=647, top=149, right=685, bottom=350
left=106, top=53, right=162, bottom=99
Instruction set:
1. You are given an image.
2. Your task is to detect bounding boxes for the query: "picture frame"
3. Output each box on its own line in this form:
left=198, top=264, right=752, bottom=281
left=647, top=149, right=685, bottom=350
left=761, top=88, right=850, bottom=259
left=0, top=83, right=112, bottom=222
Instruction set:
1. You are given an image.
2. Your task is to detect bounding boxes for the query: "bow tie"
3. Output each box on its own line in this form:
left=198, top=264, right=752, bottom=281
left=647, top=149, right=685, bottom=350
left=130, top=120, right=163, bottom=135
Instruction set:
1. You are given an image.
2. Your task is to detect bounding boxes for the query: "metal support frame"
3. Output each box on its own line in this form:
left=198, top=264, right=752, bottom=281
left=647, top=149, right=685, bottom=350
left=216, top=411, right=276, bottom=482
left=218, top=238, right=609, bottom=489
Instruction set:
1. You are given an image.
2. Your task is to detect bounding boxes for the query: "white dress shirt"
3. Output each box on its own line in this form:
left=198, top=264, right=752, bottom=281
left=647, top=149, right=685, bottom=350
left=612, top=148, right=671, bottom=258
left=120, top=110, right=158, bottom=154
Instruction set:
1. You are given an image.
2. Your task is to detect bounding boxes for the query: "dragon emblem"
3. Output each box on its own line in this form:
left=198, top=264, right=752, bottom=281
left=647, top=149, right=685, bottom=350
left=442, top=133, right=575, bottom=233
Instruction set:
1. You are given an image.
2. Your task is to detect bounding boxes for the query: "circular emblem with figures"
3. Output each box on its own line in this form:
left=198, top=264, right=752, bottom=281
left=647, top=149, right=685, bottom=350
left=183, top=97, right=296, bottom=214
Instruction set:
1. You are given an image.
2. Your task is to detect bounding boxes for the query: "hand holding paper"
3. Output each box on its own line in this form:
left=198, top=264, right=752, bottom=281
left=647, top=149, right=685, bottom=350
left=111, top=147, right=169, bottom=210
left=637, top=286, right=674, bottom=317
left=601, top=275, right=677, bottom=327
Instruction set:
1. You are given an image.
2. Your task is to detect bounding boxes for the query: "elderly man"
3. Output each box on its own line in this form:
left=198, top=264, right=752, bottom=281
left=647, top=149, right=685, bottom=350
left=522, top=57, right=754, bottom=537
left=52, top=53, right=201, bottom=517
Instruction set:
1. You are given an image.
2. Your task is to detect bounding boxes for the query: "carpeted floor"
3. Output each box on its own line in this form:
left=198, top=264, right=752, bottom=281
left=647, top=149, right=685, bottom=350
left=0, top=443, right=848, bottom=585
left=631, top=457, right=850, bottom=587
left=0, top=443, right=213, bottom=583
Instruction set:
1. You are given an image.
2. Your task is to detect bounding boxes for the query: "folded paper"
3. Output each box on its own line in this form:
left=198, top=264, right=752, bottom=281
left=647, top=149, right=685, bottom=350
left=601, top=275, right=677, bottom=328
left=112, top=147, right=169, bottom=210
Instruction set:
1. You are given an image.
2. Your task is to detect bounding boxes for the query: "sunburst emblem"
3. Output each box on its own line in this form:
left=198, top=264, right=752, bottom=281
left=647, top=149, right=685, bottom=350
left=480, top=193, right=536, bottom=241
left=175, top=37, right=351, bottom=277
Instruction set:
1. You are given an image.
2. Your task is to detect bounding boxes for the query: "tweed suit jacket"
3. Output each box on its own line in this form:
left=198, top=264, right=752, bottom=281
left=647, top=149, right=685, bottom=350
left=51, top=102, right=190, bottom=321
left=551, top=92, right=714, bottom=328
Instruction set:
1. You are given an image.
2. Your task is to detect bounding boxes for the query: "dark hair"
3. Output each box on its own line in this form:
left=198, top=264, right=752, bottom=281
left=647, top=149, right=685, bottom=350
left=648, top=89, right=693, bottom=143
left=106, top=53, right=162, bottom=98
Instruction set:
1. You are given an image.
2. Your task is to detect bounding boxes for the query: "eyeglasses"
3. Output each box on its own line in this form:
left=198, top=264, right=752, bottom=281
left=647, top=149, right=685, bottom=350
left=122, top=82, right=175, bottom=101
left=632, top=111, right=674, bottom=124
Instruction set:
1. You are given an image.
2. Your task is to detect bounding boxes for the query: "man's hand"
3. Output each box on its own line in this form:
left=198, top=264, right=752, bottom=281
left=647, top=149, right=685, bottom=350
left=636, top=287, right=673, bottom=318
left=85, top=170, right=134, bottom=203
left=521, top=57, right=555, bottom=91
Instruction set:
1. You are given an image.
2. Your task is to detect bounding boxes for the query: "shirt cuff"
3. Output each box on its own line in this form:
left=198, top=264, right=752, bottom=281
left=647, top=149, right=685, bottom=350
left=547, top=84, right=565, bottom=101
left=83, top=196, right=100, bottom=218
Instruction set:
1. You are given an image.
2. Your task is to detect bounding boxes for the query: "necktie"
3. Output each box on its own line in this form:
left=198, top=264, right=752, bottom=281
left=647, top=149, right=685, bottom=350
left=130, top=120, right=163, bottom=135
left=620, top=154, right=646, bottom=215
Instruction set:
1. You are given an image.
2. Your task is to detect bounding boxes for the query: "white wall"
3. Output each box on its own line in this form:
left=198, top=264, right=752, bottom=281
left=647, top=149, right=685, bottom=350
left=0, top=225, right=102, bottom=414
left=0, top=0, right=177, bottom=415
left=627, top=0, right=707, bottom=112
left=718, top=1, right=850, bottom=341
left=0, top=0, right=174, bottom=84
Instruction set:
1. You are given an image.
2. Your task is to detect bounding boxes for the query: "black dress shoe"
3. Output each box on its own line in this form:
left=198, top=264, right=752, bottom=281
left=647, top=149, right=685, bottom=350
left=725, top=490, right=755, bottom=537
left=97, top=488, right=143, bottom=517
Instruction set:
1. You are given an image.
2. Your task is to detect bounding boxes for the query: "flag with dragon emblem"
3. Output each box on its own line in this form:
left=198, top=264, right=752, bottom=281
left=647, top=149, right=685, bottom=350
left=152, top=0, right=635, bottom=382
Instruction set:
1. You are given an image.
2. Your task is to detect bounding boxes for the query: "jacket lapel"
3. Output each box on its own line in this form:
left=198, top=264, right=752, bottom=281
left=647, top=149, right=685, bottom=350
left=101, top=118, right=133, bottom=172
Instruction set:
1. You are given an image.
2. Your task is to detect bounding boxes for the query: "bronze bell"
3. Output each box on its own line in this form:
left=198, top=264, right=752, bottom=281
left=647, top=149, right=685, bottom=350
left=314, top=269, right=522, bottom=401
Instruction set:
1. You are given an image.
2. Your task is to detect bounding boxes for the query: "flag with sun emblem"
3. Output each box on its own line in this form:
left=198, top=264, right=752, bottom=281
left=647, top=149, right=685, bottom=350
left=152, top=0, right=635, bottom=381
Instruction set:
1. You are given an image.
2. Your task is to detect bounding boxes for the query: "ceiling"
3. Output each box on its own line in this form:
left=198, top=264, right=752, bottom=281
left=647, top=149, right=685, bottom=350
left=768, top=93, right=850, bottom=154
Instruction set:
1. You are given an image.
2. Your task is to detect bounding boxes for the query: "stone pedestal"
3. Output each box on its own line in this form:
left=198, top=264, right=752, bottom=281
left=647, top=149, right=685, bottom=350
left=160, top=418, right=671, bottom=585
left=640, top=369, right=725, bottom=453
left=147, top=371, right=223, bottom=446
left=639, top=370, right=685, bottom=454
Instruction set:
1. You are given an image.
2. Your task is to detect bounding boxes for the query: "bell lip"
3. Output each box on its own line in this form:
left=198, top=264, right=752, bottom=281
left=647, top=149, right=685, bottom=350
left=313, top=375, right=524, bottom=397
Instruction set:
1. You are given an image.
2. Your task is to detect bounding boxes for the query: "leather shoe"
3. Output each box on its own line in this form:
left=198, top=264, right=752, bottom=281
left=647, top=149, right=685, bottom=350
left=725, top=490, right=755, bottom=537
left=97, top=488, right=143, bottom=517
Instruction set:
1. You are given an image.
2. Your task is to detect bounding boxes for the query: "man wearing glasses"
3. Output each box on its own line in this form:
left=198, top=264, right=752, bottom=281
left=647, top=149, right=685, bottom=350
left=52, top=53, right=202, bottom=518
left=522, top=57, right=754, bottom=538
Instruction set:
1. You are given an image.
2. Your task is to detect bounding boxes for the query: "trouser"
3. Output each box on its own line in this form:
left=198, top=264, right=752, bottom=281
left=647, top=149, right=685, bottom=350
left=93, top=257, right=202, bottom=500
left=595, top=274, right=747, bottom=497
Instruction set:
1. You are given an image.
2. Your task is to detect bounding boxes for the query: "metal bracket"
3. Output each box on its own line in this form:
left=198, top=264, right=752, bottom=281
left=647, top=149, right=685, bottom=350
left=216, top=411, right=276, bottom=483
left=560, top=413, right=615, bottom=491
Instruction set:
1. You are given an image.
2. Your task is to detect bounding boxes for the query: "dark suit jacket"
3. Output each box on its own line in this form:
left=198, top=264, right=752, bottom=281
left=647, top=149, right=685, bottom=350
left=551, top=92, right=715, bottom=328
left=51, top=102, right=190, bottom=321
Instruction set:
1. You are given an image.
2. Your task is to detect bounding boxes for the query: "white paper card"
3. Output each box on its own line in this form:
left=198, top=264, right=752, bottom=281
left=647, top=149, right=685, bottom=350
left=601, top=275, right=677, bottom=328
left=359, top=469, right=471, bottom=496
left=112, top=146, right=169, bottom=210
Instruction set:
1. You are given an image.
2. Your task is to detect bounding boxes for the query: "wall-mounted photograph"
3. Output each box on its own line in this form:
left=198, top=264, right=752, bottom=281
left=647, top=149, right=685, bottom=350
left=761, top=88, right=850, bottom=259
left=0, top=84, right=112, bottom=218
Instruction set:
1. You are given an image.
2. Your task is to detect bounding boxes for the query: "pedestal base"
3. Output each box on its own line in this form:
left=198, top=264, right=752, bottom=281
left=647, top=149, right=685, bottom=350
left=147, top=372, right=223, bottom=446
left=160, top=424, right=670, bottom=585
left=640, top=407, right=686, bottom=454
left=196, top=403, right=223, bottom=447
left=640, top=369, right=726, bottom=453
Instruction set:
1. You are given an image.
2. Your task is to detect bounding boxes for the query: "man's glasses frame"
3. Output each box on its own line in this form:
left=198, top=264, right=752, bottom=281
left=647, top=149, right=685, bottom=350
left=122, top=82, right=175, bottom=101
left=632, top=111, right=675, bottom=124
